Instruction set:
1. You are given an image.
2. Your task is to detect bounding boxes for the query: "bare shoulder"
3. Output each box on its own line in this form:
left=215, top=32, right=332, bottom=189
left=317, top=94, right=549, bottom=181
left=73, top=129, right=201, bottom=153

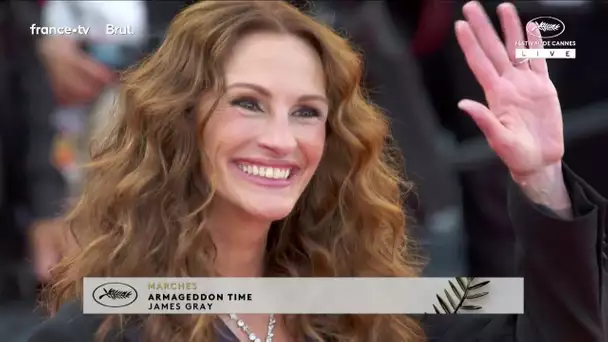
left=28, top=301, right=103, bottom=342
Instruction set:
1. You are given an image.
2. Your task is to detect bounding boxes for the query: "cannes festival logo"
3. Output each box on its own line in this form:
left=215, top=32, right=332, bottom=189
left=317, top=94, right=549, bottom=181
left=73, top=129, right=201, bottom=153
left=526, top=16, right=566, bottom=39
left=93, top=282, right=138, bottom=308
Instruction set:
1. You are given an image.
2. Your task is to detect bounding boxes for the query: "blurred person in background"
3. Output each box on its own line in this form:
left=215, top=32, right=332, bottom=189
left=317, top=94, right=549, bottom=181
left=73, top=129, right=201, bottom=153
left=0, top=1, right=67, bottom=293
left=38, top=0, right=195, bottom=108
left=39, top=0, right=191, bottom=194
left=34, top=0, right=192, bottom=281
left=38, top=1, right=146, bottom=194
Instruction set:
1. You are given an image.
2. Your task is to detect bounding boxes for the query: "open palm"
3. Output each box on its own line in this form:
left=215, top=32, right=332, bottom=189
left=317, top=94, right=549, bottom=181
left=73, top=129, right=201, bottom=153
left=455, top=1, right=564, bottom=177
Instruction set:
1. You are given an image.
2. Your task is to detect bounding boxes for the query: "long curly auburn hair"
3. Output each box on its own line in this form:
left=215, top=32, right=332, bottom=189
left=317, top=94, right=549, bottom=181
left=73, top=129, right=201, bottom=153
left=41, top=1, right=424, bottom=341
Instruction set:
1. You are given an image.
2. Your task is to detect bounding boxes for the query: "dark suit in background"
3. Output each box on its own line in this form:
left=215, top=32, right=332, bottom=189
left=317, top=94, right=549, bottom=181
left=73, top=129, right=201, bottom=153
left=143, top=1, right=192, bottom=55
left=0, top=0, right=65, bottom=298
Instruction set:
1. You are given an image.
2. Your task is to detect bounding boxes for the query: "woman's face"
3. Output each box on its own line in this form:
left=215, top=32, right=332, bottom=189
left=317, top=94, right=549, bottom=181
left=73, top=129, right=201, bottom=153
left=201, top=32, right=328, bottom=221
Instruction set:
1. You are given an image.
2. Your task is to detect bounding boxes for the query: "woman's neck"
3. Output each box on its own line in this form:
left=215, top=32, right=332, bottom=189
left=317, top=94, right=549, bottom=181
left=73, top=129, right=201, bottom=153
left=213, top=234, right=267, bottom=277
left=206, top=202, right=271, bottom=277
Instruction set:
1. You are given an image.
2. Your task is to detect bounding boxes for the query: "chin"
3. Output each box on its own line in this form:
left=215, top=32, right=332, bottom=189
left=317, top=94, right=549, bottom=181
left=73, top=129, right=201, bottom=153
left=243, top=202, right=295, bottom=222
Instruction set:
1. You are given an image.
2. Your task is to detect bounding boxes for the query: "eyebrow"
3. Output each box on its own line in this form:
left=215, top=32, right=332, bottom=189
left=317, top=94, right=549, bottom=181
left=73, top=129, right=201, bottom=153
left=226, top=82, right=328, bottom=104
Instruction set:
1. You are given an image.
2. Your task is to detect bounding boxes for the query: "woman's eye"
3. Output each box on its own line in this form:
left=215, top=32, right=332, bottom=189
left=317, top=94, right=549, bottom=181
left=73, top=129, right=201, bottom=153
left=231, top=98, right=262, bottom=112
left=293, top=107, right=320, bottom=118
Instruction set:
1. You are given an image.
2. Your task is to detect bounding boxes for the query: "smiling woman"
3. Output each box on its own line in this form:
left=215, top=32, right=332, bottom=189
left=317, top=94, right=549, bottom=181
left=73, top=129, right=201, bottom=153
left=30, top=1, right=607, bottom=342
left=36, top=1, right=423, bottom=340
left=202, top=32, right=328, bottom=223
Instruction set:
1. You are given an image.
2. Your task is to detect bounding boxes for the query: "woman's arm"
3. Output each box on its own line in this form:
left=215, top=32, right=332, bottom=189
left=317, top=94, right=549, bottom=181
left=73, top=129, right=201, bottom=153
left=510, top=161, right=572, bottom=219
left=433, top=1, right=607, bottom=340
left=422, top=163, right=606, bottom=341
left=508, top=163, right=606, bottom=341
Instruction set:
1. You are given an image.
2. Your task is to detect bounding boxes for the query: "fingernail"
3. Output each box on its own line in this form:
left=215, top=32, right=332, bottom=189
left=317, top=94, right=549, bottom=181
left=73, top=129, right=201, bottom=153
left=498, top=2, right=515, bottom=11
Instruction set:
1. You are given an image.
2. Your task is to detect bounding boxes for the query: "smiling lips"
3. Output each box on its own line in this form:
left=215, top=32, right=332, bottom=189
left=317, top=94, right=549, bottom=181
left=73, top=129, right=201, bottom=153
left=237, top=163, right=292, bottom=180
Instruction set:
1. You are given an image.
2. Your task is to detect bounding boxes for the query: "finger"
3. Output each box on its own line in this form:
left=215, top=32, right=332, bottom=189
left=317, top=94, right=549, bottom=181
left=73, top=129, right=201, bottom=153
left=497, top=2, right=525, bottom=63
left=73, top=51, right=115, bottom=84
left=462, top=1, right=512, bottom=74
left=455, top=20, right=500, bottom=90
left=34, top=255, right=56, bottom=282
left=525, top=22, right=549, bottom=75
left=458, top=99, right=509, bottom=144
left=48, top=63, right=105, bottom=105
left=32, top=240, right=60, bottom=282
left=62, top=60, right=110, bottom=103
left=60, top=75, right=103, bottom=104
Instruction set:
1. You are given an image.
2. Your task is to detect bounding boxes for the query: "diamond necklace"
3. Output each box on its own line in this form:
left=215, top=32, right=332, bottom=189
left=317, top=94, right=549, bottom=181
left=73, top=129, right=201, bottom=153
left=228, top=313, right=276, bottom=342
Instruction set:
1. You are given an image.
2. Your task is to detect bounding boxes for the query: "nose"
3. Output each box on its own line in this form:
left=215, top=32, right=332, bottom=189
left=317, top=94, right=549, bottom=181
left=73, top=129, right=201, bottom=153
left=257, top=115, right=297, bottom=155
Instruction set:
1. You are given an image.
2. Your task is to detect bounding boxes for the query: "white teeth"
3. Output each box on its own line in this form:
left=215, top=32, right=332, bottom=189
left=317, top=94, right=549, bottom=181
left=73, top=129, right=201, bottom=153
left=238, top=163, right=292, bottom=180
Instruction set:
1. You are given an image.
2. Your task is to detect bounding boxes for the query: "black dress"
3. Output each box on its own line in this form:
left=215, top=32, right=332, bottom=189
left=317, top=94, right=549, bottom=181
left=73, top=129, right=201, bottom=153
left=27, top=165, right=608, bottom=342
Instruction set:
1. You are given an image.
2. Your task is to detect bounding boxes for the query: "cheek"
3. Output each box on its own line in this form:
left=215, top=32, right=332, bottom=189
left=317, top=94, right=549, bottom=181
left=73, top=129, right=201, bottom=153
left=202, top=108, right=251, bottom=157
left=297, top=125, right=326, bottom=171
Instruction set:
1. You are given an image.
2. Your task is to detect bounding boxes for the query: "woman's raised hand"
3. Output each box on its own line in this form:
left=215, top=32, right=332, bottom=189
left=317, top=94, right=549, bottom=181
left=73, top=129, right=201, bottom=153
left=455, top=1, right=564, bottom=180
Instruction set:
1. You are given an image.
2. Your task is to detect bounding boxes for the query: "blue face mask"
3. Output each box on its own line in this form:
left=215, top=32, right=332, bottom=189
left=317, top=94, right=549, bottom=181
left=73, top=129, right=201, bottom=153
left=86, top=43, right=129, bottom=70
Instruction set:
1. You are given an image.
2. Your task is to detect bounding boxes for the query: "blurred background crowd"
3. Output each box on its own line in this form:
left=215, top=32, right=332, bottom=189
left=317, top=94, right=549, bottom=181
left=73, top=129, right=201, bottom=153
left=0, top=0, right=607, bottom=340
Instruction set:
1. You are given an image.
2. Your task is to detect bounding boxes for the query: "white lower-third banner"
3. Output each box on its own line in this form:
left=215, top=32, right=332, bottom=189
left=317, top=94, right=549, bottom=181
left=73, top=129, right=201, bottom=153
left=83, top=277, right=523, bottom=314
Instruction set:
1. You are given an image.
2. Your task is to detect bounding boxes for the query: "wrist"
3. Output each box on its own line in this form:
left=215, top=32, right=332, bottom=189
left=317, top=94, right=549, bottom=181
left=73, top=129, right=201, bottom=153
left=511, top=162, right=572, bottom=218
left=510, top=162, right=563, bottom=189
